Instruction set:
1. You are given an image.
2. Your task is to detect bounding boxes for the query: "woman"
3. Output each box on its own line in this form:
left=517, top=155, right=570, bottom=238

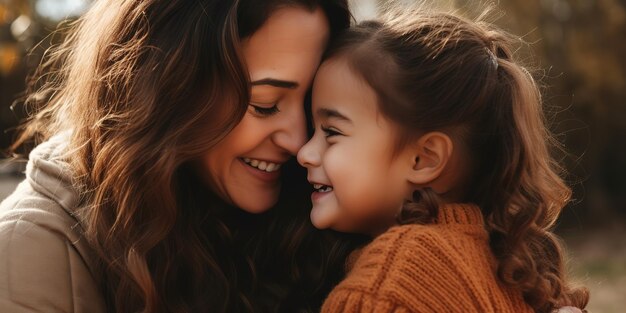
left=0, top=0, right=364, bottom=312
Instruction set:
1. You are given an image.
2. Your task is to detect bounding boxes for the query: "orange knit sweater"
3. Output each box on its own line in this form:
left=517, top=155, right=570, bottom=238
left=321, top=203, right=534, bottom=313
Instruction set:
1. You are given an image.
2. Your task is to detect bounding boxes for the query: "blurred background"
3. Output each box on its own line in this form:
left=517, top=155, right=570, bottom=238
left=0, top=0, right=624, bottom=311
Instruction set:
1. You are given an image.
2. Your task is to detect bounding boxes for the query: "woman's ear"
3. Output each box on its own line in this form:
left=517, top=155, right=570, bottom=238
left=407, top=132, right=453, bottom=186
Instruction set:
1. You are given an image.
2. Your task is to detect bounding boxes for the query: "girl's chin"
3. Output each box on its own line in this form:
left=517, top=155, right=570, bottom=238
left=310, top=205, right=340, bottom=229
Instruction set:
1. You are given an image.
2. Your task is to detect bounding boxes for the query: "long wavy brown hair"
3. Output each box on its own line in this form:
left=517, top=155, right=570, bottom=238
left=10, top=0, right=365, bottom=312
left=324, top=10, right=589, bottom=313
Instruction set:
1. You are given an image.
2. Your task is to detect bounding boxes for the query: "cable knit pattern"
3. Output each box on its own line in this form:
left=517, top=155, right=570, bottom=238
left=321, top=203, right=533, bottom=313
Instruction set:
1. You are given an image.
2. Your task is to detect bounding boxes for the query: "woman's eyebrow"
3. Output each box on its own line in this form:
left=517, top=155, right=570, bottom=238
left=316, top=107, right=352, bottom=123
left=251, top=78, right=299, bottom=89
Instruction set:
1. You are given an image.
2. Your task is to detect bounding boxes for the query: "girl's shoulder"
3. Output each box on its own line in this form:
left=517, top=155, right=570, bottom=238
left=354, top=224, right=460, bottom=272
left=339, top=224, right=460, bottom=291
left=324, top=224, right=532, bottom=312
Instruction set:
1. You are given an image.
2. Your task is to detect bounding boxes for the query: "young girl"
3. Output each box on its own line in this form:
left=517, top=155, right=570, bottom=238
left=298, top=10, right=589, bottom=313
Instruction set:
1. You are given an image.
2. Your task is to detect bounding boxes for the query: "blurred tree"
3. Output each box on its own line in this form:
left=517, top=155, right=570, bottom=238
left=0, top=0, right=30, bottom=151
left=495, top=0, right=626, bottom=223
left=0, top=0, right=91, bottom=151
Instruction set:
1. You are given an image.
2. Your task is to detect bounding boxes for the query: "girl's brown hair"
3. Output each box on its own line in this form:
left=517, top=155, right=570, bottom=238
left=325, top=11, right=588, bottom=313
left=11, top=0, right=363, bottom=312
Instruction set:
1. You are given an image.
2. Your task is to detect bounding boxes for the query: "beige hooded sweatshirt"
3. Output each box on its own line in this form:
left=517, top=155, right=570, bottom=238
left=0, top=135, right=106, bottom=312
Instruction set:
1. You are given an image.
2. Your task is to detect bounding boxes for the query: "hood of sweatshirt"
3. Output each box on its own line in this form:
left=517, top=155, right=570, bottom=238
left=25, top=132, right=80, bottom=214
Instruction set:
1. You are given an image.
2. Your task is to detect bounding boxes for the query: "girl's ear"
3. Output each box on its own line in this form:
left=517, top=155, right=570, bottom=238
left=407, top=132, right=453, bottom=186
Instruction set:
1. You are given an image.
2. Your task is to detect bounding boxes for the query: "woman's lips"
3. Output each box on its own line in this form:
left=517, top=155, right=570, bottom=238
left=239, top=158, right=281, bottom=182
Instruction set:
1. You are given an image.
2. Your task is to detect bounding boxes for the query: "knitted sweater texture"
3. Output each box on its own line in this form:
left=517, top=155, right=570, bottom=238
left=321, top=203, right=533, bottom=313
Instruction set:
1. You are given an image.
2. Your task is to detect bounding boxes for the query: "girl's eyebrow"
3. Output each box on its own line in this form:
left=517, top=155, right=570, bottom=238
left=316, top=107, right=352, bottom=123
left=251, top=78, right=299, bottom=89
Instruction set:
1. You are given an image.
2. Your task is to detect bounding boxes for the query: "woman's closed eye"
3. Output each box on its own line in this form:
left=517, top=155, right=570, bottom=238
left=249, top=103, right=280, bottom=117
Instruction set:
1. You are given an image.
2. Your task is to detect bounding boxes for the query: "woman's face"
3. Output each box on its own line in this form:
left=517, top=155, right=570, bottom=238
left=201, top=6, right=330, bottom=213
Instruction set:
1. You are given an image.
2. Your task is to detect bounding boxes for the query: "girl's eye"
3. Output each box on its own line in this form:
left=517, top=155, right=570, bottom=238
left=249, top=103, right=279, bottom=117
left=321, top=125, right=341, bottom=138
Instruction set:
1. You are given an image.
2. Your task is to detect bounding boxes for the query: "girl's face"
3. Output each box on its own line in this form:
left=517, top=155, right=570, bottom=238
left=298, top=58, right=415, bottom=236
left=201, top=7, right=330, bottom=213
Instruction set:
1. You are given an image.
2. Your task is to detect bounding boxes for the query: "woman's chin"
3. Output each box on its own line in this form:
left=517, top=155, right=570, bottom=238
left=234, top=194, right=279, bottom=214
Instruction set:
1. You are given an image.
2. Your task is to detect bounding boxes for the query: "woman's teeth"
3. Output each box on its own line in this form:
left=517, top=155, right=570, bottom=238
left=313, top=184, right=333, bottom=192
left=242, top=158, right=281, bottom=172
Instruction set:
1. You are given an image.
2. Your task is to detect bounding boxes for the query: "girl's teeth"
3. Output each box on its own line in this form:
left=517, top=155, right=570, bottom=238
left=312, top=184, right=333, bottom=192
left=251, top=159, right=259, bottom=167
left=258, top=161, right=267, bottom=171
left=266, top=163, right=276, bottom=172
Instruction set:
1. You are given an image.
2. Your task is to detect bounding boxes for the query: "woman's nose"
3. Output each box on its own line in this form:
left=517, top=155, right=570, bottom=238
left=272, top=104, right=308, bottom=155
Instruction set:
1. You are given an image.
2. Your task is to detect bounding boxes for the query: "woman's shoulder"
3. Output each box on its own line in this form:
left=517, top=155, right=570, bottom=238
left=0, top=134, right=87, bottom=251
left=0, top=177, right=83, bottom=241
left=0, top=179, right=105, bottom=313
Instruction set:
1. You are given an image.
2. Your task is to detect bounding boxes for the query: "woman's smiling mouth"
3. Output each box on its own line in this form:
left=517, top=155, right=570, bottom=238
left=241, top=157, right=282, bottom=172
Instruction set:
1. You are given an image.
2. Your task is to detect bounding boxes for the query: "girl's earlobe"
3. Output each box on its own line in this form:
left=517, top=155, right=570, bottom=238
left=407, top=132, right=453, bottom=186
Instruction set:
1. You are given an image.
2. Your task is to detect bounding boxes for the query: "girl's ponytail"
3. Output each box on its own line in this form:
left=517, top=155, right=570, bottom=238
left=482, top=43, right=589, bottom=312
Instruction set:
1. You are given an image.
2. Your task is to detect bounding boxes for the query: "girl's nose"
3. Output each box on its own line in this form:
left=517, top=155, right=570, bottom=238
left=297, top=138, right=320, bottom=168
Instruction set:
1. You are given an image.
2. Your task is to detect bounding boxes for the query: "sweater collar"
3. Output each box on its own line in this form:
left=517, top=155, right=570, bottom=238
left=436, top=203, right=484, bottom=225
